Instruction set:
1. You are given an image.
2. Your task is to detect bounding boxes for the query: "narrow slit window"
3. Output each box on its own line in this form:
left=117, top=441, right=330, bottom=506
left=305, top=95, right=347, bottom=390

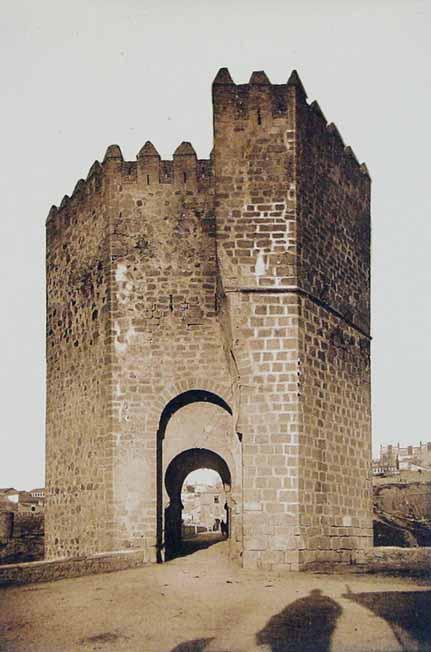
left=147, top=174, right=150, bottom=185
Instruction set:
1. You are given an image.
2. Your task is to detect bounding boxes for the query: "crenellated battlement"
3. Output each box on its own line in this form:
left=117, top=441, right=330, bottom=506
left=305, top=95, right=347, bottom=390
left=212, top=67, right=294, bottom=120
left=46, top=142, right=212, bottom=225
left=212, top=67, right=370, bottom=181
left=47, top=68, right=370, bottom=227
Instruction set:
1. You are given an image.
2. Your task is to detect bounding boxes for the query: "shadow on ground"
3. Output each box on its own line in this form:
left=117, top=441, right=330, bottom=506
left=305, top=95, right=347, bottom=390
left=169, top=639, right=215, bottom=652
left=169, top=587, right=431, bottom=652
left=168, top=589, right=342, bottom=652
left=167, top=533, right=225, bottom=561
left=256, top=589, right=342, bottom=652
left=343, top=587, right=431, bottom=651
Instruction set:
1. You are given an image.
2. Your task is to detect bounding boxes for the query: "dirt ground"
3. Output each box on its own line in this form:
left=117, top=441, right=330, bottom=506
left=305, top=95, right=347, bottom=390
left=1, top=534, right=430, bottom=652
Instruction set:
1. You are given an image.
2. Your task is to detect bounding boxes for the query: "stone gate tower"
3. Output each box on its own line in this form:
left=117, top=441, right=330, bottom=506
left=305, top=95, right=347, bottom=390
left=45, top=69, right=372, bottom=570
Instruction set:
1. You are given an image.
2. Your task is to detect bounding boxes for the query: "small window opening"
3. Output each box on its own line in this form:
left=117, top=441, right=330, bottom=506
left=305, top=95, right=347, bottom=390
left=257, top=108, right=262, bottom=126
left=147, top=174, right=150, bottom=185
left=183, top=172, right=187, bottom=183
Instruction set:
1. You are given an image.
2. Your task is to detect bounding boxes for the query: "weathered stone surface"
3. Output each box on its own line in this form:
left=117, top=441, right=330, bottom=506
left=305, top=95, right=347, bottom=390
left=45, top=69, right=372, bottom=570
left=0, top=549, right=146, bottom=586
left=0, top=513, right=44, bottom=565
left=354, top=546, right=431, bottom=572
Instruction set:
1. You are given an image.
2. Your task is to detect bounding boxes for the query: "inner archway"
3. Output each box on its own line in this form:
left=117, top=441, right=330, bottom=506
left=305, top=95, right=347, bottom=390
left=156, top=389, right=241, bottom=563
left=164, top=448, right=232, bottom=560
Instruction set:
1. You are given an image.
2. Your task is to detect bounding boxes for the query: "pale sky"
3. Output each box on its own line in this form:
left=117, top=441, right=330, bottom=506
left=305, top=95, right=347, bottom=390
left=183, top=469, right=222, bottom=488
left=1, top=0, right=430, bottom=489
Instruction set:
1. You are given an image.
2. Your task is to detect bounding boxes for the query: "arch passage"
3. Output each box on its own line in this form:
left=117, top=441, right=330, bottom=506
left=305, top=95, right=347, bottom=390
left=165, top=448, right=231, bottom=498
left=156, top=389, right=237, bottom=562
left=158, top=390, right=232, bottom=439
left=164, top=448, right=232, bottom=559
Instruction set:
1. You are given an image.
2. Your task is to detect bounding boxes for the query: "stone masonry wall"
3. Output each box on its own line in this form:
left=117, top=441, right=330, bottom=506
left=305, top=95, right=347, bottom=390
left=0, top=549, right=147, bottom=587
left=295, top=92, right=372, bottom=566
left=212, top=69, right=298, bottom=292
left=46, top=167, right=114, bottom=559
left=212, top=71, right=305, bottom=569
left=296, top=93, right=371, bottom=333
left=228, top=291, right=303, bottom=569
left=46, top=140, right=237, bottom=563
left=297, top=299, right=372, bottom=567
left=212, top=70, right=371, bottom=570
left=104, top=144, right=234, bottom=559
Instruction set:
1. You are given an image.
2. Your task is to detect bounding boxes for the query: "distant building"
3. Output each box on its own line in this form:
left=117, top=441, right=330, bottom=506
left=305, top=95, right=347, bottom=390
left=0, top=488, right=45, bottom=513
left=0, top=488, right=19, bottom=505
left=30, top=488, right=45, bottom=500
left=372, top=459, right=399, bottom=477
left=181, top=483, right=226, bottom=531
left=377, top=442, right=431, bottom=474
left=18, top=491, right=44, bottom=513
